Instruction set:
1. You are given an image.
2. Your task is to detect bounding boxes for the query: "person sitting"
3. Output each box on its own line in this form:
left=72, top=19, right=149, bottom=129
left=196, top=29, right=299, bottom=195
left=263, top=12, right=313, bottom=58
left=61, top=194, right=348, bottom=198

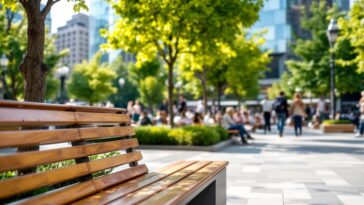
left=221, top=107, right=253, bottom=145
left=192, top=113, right=204, bottom=125
left=139, top=111, right=153, bottom=126
left=155, top=111, right=168, bottom=126
left=174, top=111, right=192, bottom=127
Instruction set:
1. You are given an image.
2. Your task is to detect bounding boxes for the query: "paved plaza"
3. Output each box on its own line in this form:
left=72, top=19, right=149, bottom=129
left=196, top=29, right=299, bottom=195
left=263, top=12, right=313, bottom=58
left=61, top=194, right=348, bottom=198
left=139, top=128, right=364, bottom=205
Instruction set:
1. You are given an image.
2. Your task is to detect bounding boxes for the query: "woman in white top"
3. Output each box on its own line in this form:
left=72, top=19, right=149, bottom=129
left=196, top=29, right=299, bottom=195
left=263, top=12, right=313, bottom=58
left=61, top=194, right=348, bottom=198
left=290, top=93, right=305, bottom=136
left=356, top=91, right=364, bottom=137
left=222, top=107, right=252, bottom=144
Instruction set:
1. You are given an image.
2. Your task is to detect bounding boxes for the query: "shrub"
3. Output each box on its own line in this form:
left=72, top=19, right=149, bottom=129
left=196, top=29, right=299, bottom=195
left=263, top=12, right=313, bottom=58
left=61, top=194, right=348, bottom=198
left=322, top=120, right=352, bottom=125
left=211, top=126, right=229, bottom=141
left=135, top=125, right=226, bottom=146
left=135, top=126, right=178, bottom=145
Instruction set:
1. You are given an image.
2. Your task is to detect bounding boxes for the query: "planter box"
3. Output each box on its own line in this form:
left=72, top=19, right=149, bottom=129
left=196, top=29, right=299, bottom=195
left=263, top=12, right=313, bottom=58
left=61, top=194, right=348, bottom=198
left=321, top=124, right=355, bottom=133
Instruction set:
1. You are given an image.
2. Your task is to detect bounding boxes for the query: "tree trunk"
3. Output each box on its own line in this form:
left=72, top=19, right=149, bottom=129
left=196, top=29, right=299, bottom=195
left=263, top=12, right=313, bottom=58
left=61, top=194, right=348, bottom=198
left=167, top=64, right=175, bottom=128
left=201, top=67, right=207, bottom=115
left=217, top=83, right=222, bottom=111
left=18, top=3, right=48, bottom=175
left=20, top=9, right=48, bottom=102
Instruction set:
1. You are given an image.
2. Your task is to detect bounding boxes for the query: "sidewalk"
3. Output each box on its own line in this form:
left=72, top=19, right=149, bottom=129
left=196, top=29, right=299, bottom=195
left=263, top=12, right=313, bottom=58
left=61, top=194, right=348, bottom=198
left=139, top=128, right=364, bottom=205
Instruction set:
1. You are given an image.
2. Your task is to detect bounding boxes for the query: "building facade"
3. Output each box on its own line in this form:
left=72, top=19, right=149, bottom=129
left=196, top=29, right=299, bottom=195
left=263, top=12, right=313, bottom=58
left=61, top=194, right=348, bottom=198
left=251, top=0, right=350, bottom=95
left=55, top=14, right=89, bottom=69
left=89, top=1, right=135, bottom=63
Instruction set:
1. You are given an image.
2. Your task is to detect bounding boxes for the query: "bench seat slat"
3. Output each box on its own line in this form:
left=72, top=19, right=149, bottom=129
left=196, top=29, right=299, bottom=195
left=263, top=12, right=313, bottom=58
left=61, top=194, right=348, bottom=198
left=0, top=108, right=130, bottom=127
left=74, top=112, right=130, bottom=124
left=71, top=161, right=197, bottom=205
left=17, top=165, right=148, bottom=205
left=0, top=152, right=142, bottom=198
left=0, top=108, right=76, bottom=126
left=108, top=161, right=212, bottom=205
left=0, top=100, right=126, bottom=113
left=139, top=161, right=229, bottom=205
left=0, top=138, right=138, bottom=172
left=0, top=127, right=134, bottom=148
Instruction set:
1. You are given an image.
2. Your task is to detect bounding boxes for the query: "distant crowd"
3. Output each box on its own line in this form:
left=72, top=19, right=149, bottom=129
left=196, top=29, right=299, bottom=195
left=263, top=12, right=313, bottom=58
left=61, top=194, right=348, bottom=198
left=125, top=90, right=364, bottom=144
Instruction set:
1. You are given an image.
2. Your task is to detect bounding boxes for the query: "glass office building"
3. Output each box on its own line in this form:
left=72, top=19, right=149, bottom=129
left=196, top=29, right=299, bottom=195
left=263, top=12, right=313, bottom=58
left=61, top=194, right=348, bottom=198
left=89, top=1, right=135, bottom=63
left=89, top=0, right=110, bottom=62
left=251, top=0, right=350, bottom=88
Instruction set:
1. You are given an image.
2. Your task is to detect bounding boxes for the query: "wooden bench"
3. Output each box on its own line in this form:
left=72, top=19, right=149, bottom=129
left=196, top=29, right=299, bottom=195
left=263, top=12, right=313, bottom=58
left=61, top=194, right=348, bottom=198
left=0, top=100, right=228, bottom=205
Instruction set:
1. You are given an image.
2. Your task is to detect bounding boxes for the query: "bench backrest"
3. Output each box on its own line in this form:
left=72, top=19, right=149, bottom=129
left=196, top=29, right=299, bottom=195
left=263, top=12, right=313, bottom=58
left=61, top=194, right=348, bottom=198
left=0, top=100, right=147, bottom=204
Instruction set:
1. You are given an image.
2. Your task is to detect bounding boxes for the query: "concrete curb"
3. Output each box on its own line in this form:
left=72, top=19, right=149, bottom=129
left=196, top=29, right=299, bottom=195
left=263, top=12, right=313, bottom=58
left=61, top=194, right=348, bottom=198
left=136, top=139, right=234, bottom=152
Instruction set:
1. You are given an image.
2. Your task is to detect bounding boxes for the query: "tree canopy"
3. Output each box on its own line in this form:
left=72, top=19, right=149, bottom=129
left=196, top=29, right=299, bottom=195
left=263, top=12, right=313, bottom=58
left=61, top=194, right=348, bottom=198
left=68, top=53, right=117, bottom=104
left=283, top=1, right=364, bottom=97
left=338, top=0, right=364, bottom=73
left=104, top=0, right=264, bottom=126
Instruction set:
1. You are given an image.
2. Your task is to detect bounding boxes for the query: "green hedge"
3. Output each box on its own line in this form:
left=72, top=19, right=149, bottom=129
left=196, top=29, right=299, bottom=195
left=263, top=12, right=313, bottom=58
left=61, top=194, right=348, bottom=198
left=135, top=125, right=228, bottom=146
left=322, top=120, right=352, bottom=125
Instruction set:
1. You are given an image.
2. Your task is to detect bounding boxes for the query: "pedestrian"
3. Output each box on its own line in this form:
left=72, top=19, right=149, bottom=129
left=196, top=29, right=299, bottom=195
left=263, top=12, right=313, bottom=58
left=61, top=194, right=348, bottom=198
left=261, top=96, right=273, bottom=133
left=196, top=100, right=204, bottom=115
left=290, top=93, right=305, bottom=136
left=132, top=100, right=142, bottom=123
left=178, top=95, right=187, bottom=114
left=159, top=99, right=169, bottom=115
left=356, top=91, right=364, bottom=138
left=274, top=91, right=289, bottom=137
left=317, top=96, right=327, bottom=122
left=221, top=107, right=253, bottom=145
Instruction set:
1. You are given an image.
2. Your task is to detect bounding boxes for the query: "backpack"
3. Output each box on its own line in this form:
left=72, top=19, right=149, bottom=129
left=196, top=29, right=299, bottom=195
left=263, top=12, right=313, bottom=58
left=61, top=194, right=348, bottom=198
left=274, top=97, right=286, bottom=113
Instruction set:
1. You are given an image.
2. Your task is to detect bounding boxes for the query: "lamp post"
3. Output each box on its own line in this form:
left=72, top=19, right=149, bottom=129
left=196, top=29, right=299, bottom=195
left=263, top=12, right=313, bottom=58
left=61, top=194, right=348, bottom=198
left=57, top=66, right=69, bottom=104
left=118, top=78, right=125, bottom=88
left=327, top=18, right=340, bottom=119
left=0, top=55, right=9, bottom=99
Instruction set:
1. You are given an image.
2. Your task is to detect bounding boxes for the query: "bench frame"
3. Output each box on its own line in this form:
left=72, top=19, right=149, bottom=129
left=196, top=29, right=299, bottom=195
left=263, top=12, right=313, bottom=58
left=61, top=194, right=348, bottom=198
left=0, top=100, right=228, bottom=205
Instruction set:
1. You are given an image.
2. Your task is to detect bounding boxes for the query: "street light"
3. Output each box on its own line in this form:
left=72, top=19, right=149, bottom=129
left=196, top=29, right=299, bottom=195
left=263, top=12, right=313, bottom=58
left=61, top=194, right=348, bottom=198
left=118, top=78, right=125, bottom=88
left=0, top=54, right=9, bottom=99
left=327, top=18, right=340, bottom=119
left=57, top=66, right=70, bottom=104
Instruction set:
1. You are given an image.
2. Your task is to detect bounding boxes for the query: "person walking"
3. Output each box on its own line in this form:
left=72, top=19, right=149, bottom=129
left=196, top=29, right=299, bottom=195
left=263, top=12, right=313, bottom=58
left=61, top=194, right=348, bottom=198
left=274, top=91, right=289, bottom=137
left=290, top=93, right=305, bottom=136
left=261, top=96, right=272, bottom=133
left=356, top=91, right=364, bottom=138
left=221, top=107, right=252, bottom=144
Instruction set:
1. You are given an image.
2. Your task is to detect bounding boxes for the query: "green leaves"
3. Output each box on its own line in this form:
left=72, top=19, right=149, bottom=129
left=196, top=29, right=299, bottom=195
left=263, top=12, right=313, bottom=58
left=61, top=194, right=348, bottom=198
left=338, top=0, right=364, bottom=73
left=68, top=53, right=117, bottom=104
left=282, top=1, right=364, bottom=97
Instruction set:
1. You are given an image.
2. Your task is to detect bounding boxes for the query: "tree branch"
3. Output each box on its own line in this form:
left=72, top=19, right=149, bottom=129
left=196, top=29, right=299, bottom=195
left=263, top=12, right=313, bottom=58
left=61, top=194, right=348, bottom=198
left=41, top=0, right=61, bottom=17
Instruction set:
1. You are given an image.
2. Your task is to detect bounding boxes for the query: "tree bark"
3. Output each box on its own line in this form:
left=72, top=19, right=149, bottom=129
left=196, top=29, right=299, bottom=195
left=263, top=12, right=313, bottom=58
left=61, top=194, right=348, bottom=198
left=217, top=82, right=222, bottom=111
left=20, top=5, right=48, bottom=102
left=201, top=67, right=207, bottom=115
left=167, top=63, right=175, bottom=128
left=17, top=1, right=49, bottom=175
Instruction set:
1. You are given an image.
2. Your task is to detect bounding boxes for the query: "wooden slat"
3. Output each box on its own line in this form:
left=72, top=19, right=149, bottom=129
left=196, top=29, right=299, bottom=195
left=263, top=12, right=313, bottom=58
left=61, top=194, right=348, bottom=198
left=0, top=127, right=134, bottom=148
left=79, top=126, right=135, bottom=140
left=0, top=152, right=142, bottom=199
left=71, top=161, right=197, bottom=205
left=0, top=108, right=76, bottom=126
left=108, top=161, right=212, bottom=205
left=0, top=100, right=126, bottom=113
left=0, top=138, right=138, bottom=172
left=0, top=109, right=130, bottom=127
left=0, top=129, right=79, bottom=148
left=139, top=161, right=229, bottom=205
left=18, top=165, right=148, bottom=205
left=74, top=112, right=130, bottom=124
